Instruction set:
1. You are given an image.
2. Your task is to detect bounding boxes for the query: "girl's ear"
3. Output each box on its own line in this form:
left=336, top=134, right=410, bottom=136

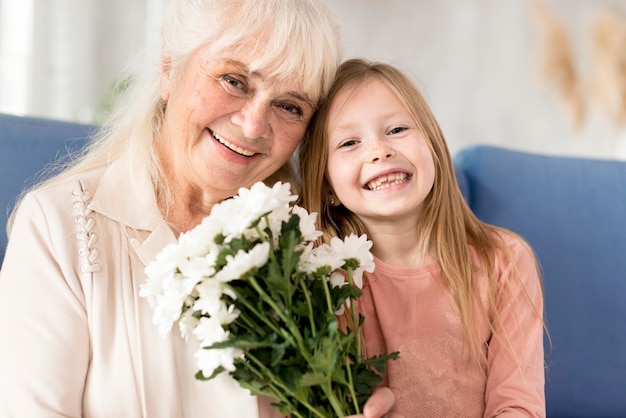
left=160, top=53, right=173, bottom=101
left=328, top=191, right=341, bottom=207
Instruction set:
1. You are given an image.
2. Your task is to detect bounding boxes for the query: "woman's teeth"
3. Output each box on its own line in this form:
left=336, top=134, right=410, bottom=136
left=366, top=173, right=409, bottom=191
left=212, top=132, right=255, bottom=157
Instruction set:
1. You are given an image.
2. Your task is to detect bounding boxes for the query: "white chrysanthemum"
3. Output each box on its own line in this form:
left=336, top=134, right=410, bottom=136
left=300, top=243, right=344, bottom=274
left=330, top=234, right=374, bottom=271
left=329, top=271, right=346, bottom=288
left=179, top=221, right=221, bottom=258
left=211, top=181, right=296, bottom=242
left=142, top=241, right=207, bottom=336
left=141, top=241, right=186, bottom=304
left=265, top=203, right=292, bottom=242
left=193, top=317, right=243, bottom=375
left=213, top=242, right=270, bottom=283
left=296, top=243, right=315, bottom=273
left=179, top=311, right=200, bottom=341
left=329, top=271, right=351, bottom=315
left=291, top=205, right=322, bottom=242
left=241, top=181, right=296, bottom=216
left=194, top=278, right=233, bottom=315
left=196, top=344, right=243, bottom=375
left=150, top=288, right=187, bottom=336
left=329, top=234, right=374, bottom=288
left=193, top=316, right=229, bottom=345
left=176, top=255, right=215, bottom=287
left=208, top=198, right=252, bottom=241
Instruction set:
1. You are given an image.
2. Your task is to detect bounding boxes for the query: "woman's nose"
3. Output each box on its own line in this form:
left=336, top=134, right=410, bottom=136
left=232, top=99, right=271, bottom=139
left=370, top=138, right=395, bottom=162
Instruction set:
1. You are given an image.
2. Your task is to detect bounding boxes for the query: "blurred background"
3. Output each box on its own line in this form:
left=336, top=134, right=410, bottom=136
left=1, top=0, right=625, bottom=159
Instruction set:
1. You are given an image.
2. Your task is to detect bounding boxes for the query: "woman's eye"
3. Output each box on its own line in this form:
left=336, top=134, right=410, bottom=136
left=279, top=102, right=303, bottom=116
left=389, top=126, right=406, bottom=135
left=221, top=75, right=247, bottom=93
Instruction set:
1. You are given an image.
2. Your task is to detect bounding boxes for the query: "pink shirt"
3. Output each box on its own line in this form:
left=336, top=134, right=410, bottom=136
left=356, top=232, right=545, bottom=417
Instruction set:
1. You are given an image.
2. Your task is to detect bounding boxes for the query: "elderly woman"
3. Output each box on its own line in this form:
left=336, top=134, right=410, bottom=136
left=0, top=1, right=398, bottom=417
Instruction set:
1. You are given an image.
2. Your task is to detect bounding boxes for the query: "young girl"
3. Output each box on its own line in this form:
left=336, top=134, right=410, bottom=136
left=298, top=58, right=546, bottom=417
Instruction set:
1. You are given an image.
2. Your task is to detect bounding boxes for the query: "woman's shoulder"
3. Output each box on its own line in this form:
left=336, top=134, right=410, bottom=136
left=18, top=167, right=103, bottom=205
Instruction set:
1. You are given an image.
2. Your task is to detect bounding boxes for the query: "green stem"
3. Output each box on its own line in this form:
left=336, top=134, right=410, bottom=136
left=345, top=355, right=360, bottom=413
left=320, top=379, right=348, bottom=417
left=228, top=285, right=296, bottom=347
left=321, top=272, right=334, bottom=315
left=240, top=363, right=303, bottom=418
left=247, top=275, right=314, bottom=364
left=346, top=268, right=361, bottom=359
left=244, top=352, right=326, bottom=418
left=299, top=275, right=317, bottom=338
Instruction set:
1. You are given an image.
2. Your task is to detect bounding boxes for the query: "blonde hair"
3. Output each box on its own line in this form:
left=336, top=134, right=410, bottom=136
left=8, top=0, right=342, bottom=231
left=298, top=58, right=544, bottom=366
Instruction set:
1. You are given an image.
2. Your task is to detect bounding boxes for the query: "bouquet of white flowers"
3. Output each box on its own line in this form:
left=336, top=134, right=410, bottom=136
left=141, top=181, right=398, bottom=417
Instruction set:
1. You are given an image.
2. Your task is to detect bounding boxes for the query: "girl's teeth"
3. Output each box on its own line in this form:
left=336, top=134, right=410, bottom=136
left=366, top=173, right=408, bottom=191
left=213, top=132, right=255, bottom=157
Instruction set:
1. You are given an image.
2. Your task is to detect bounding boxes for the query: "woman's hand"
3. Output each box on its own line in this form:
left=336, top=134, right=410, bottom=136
left=346, top=387, right=404, bottom=418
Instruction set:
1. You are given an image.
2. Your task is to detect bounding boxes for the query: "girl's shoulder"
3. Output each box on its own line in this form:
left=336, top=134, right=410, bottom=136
left=491, top=227, right=536, bottom=261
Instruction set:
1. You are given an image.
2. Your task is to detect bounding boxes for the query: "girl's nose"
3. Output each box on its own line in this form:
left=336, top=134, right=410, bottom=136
left=370, top=138, right=395, bottom=162
left=232, top=99, right=271, bottom=139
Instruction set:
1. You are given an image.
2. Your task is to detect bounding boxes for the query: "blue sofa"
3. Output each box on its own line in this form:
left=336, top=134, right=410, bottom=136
left=1, top=113, right=625, bottom=416
left=454, top=145, right=626, bottom=417
left=0, top=113, right=95, bottom=264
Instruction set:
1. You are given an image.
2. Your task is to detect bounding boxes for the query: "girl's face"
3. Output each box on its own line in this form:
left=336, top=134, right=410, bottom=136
left=326, top=78, right=435, bottom=228
left=159, top=43, right=315, bottom=202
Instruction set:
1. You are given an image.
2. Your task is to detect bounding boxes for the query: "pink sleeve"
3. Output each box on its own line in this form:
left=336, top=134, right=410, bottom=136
left=484, top=234, right=546, bottom=417
left=0, top=193, right=89, bottom=417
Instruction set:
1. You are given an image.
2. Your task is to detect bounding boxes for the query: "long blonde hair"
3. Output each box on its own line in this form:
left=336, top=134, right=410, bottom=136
left=299, top=58, right=544, bottom=366
left=8, top=0, right=342, bottom=232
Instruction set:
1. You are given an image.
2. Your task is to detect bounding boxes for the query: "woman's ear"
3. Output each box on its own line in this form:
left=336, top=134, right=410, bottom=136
left=160, top=53, right=172, bottom=101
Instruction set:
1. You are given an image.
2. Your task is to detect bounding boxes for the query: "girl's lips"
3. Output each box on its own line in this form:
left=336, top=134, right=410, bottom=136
left=364, top=171, right=411, bottom=191
left=211, top=130, right=256, bottom=157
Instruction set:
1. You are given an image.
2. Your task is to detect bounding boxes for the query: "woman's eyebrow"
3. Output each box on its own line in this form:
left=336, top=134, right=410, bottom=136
left=223, top=59, right=314, bottom=107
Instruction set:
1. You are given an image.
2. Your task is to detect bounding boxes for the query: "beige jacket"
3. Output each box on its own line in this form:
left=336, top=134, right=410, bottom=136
left=0, top=164, right=261, bottom=417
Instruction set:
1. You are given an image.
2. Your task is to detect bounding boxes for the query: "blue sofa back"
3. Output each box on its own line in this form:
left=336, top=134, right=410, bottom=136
left=454, top=145, right=626, bottom=418
left=0, top=113, right=95, bottom=264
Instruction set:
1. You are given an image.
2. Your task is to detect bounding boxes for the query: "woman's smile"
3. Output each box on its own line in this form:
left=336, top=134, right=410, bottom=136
left=211, top=129, right=256, bottom=157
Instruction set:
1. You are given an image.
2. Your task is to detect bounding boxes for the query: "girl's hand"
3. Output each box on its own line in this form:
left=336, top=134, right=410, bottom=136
left=347, top=387, right=404, bottom=418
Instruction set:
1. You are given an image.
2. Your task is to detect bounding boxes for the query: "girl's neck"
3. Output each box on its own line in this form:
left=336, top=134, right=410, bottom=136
left=368, top=225, right=433, bottom=269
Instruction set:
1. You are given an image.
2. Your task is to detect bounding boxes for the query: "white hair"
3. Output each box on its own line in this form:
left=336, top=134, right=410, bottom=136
left=9, top=0, right=343, bottom=228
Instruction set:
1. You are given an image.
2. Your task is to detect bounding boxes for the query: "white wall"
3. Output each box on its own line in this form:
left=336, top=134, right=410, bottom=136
left=326, top=0, right=626, bottom=159
left=1, top=0, right=625, bottom=159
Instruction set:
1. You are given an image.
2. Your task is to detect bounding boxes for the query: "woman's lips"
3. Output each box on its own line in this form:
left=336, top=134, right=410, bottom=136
left=211, top=130, right=256, bottom=157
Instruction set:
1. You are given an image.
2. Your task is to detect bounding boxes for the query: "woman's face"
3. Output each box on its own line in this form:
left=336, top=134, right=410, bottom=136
left=159, top=43, right=315, bottom=204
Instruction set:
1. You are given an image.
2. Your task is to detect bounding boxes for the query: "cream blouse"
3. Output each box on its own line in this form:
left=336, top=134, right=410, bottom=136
left=0, top=164, right=262, bottom=417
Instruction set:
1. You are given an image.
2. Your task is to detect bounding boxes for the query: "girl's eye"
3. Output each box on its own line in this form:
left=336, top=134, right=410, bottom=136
left=389, top=126, right=406, bottom=135
left=339, top=139, right=358, bottom=148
